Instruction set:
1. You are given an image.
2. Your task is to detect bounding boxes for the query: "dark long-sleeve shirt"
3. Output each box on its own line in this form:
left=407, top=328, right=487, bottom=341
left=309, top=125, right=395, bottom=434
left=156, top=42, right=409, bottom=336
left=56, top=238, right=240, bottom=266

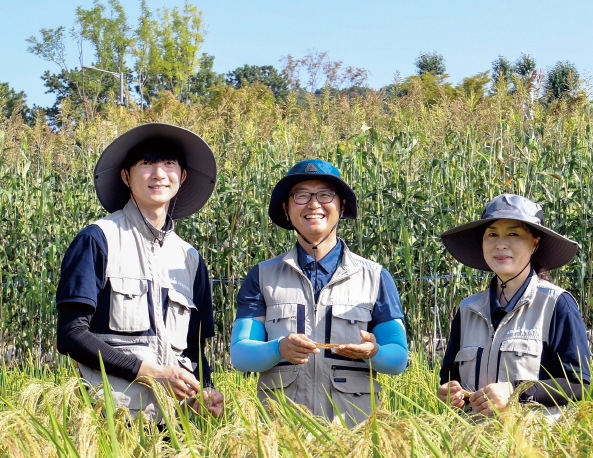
left=440, top=271, right=591, bottom=406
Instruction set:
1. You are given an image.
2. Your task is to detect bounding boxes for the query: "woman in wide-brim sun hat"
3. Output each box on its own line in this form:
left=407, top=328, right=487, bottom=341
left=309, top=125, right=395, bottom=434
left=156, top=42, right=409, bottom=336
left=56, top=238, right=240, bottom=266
left=437, top=193, right=590, bottom=418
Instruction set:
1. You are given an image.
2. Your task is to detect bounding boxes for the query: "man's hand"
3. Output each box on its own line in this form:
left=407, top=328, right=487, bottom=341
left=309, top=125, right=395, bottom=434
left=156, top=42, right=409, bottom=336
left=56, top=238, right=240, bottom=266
left=437, top=381, right=465, bottom=408
left=189, top=387, right=224, bottom=418
left=334, top=330, right=379, bottom=359
left=137, top=361, right=201, bottom=401
left=469, top=382, right=514, bottom=415
left=278, top=333, right=320, bottom=364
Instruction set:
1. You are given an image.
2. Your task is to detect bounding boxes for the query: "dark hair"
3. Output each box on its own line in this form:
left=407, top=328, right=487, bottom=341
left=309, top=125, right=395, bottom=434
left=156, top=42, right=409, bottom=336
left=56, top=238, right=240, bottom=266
left=122, top=138, right=186, bottom=173
left=524, top=226, right=553, bottom=282
left=480, top=220, right=553, bottom=283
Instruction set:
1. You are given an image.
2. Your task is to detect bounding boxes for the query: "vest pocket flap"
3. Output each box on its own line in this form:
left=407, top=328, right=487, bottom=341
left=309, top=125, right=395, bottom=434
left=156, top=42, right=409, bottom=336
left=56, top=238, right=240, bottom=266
left=167, top=289, right=196, bottom=310
left=110, top=277, right=148, bottom=296
left=499, top=339, right=541, bottom=356
left=331, top=305, right=372, bottom=322
left=330, top=372, right=382, bottom=394
left=257, top=369, right=298, bottom=391
left=455, top=346, right=479, bottom=363
left=265, top=303, right=298, bottom=321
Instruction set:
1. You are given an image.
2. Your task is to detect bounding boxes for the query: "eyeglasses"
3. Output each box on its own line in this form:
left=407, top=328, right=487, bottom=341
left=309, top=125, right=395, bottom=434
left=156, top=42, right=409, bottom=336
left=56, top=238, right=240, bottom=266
left=289, top=191, right=337, bottom=205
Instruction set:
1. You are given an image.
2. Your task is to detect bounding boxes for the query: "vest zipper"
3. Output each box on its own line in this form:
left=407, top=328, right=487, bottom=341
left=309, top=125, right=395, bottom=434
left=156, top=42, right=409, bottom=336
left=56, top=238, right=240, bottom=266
left=473, top=298, right=529, bottom=387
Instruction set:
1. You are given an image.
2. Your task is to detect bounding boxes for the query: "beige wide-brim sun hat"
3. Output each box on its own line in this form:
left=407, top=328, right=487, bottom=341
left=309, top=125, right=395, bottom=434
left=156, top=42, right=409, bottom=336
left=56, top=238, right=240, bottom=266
left=94, top=123, right=217, bottom=220
left=440, top=194, right=578, bottom=271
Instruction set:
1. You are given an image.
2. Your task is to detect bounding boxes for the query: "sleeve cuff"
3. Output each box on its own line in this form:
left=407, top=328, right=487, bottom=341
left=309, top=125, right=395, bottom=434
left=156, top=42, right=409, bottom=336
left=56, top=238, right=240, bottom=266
left=273, top=338, right=283, bottom=358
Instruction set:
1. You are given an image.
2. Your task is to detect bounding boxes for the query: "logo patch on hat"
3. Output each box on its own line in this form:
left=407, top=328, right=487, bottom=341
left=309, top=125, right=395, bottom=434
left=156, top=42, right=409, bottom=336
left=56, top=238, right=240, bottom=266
left=304, top=163, right=318, bottom=173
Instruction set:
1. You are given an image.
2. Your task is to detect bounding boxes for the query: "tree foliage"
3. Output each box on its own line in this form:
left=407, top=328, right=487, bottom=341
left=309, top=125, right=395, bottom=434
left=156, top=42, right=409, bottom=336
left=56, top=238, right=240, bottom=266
left=491, top=53, right=537, bottom=96
left=545, top=61, right=580, bottom=101
left=280, top=50, right=368, bottom=92
left=226, top=64, right=288, bottom=100
left=455, top=71, right=491, bottom=101
left=0, top=82, right=31, bottom=122
left=491, top=56, right=513, bottom=85
left=514, top=53, right=536, bottom=78
left=415, top=52, right=446, bottom=76
left=26, top=0, right=206, bottom=118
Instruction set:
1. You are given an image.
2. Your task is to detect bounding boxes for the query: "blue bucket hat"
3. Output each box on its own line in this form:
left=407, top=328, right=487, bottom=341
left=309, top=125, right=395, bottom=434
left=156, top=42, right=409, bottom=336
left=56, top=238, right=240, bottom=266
left=441, top=194, right=577, bottom=271
left=268, top=159, right=357, bottom=229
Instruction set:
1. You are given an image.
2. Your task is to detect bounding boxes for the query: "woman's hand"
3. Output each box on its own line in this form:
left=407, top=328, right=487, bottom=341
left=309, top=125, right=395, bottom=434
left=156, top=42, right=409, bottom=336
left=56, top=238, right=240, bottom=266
left=278, top=333, right=320, bottom=364
left=437, top=381, right=465, bottom=408
left=469, top=382, right=514, bottom=415
left=334, top=330, right=379, bottom=359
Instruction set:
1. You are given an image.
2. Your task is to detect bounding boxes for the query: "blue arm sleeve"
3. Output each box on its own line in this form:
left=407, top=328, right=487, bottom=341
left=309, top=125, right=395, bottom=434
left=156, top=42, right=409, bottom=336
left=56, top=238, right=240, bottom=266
left=230, top=318, right=283, bottom=372
left=366, top=319, right=408, bottom=375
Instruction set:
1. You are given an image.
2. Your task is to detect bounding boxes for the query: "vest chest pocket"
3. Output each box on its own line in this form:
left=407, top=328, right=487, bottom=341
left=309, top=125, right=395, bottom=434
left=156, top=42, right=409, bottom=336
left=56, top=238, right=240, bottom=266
left=455, top=346, right=482, bottom=392
left=265, top=304, right=298, bottom=342
left=166, top=289, right=196, bottom=351
left=498, top=338, right=542, bottom=382
left=109, top=278, right=150, bottom=332
left=330, top=305, right=373, bottom=346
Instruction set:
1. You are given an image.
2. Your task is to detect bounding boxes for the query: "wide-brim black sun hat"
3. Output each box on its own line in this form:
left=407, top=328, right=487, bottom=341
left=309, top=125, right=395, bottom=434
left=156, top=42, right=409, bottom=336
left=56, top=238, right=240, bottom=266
left=94, top=123, right=217, bottom=220
left=440, top=194, right=577, bottom=271
left=268, top=159, right=357, bottom=229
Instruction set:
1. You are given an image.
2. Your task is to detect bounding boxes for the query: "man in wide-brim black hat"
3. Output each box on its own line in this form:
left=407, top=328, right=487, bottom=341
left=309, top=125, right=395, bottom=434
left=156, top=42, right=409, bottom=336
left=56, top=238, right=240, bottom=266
left=56, top=123, right=223, bottom=419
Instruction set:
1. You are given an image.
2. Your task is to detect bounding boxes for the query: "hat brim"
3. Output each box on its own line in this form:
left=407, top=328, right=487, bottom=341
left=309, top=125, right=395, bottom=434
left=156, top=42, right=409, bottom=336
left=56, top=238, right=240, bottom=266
left=440, top=217, right=578, bottom=271
left=268, top=173, right=357, bottom=229
left=94, top=123, right=217, bottom=220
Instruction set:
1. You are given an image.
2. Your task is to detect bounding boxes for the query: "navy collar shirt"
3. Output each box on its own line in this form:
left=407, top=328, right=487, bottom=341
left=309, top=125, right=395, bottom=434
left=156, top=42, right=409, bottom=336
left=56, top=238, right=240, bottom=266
left=297, top=239, right=343, bottom=303
left=489, top=268, right=534, bottom=331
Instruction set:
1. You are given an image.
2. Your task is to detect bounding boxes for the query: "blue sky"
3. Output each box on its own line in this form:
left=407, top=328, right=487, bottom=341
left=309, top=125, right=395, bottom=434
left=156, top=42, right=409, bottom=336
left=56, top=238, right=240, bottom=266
left=2, top=0, right=592, bottom=107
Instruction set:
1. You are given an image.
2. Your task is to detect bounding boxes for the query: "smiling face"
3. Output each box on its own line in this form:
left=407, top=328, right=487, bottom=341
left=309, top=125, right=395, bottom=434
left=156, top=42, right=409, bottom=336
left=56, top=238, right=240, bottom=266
left=283, top=179, right=343, bottom=244
left=121, top=159, right=187, bottom=214
left=482, top=219, right=540, bottom=280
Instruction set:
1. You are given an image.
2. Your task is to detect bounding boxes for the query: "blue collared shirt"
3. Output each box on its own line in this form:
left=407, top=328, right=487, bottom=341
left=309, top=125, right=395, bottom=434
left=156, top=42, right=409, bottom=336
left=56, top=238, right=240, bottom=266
left=489, top=269, right=534, bottom=331
left=235, top=239, right=404, bottom=328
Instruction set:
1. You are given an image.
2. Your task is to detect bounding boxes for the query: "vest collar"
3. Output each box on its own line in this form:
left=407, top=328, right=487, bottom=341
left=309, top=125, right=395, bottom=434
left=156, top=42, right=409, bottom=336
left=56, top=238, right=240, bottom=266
left=282, top=238, right=361, bottom=281
left=122, top=199, right=175, bottom=244
left=467, top=273, right=540, bottom=316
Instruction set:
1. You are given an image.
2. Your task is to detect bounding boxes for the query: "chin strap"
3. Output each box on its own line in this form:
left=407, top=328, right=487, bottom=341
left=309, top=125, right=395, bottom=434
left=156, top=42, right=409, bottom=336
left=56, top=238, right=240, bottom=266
left=495, top=242, right=540, bottom=305
left=287, top=214, right=341, bottom=293
left=125, top=170, right=176, bottom=247
left=496, top=260, right=531, bottom=304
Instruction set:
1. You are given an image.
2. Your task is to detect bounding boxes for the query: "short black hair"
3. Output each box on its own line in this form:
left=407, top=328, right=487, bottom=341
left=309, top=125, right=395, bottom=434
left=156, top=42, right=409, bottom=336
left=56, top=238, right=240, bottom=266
left=122, top=137, right=186, bottom=172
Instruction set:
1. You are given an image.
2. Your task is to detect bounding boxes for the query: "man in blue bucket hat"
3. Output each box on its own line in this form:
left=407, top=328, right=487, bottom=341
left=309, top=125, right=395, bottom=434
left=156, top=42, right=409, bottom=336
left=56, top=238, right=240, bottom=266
left=231, top=159, right=408, bottom=427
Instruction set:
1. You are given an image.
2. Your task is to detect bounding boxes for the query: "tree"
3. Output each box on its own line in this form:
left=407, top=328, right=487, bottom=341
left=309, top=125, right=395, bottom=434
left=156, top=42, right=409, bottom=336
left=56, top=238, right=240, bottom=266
left=280, top=50, right=368, bottom=93
left=0, top=82, right=31, bottom=122
left=415, top=52, right=446, bottom=76
left=513, top=53, right=536, bottom=78
left=456, top=71, right=491, bottom=101
left=225, top=64, right=288, bottom=99
left=27, top=1, right=133, bottom=120
left=401, top=72, right=455, bottom=105
left=143, top=1, right=204, bottom=103
left=189, top=54, right=224, bottom=99
left=545, top=61, right=580, bottom=101
left=491, top=56, right=513, bottom=85
left=27, top=0, right=207, bottom=119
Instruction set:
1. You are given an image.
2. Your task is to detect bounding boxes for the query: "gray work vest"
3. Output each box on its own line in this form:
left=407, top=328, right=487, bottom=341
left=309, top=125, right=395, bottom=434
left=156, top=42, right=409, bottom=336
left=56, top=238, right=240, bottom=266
left=455, top=275, right=569, bottom=417
left=78, top=200, right=200, bottom=420
left=257, top=241, right=382, bottom=428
